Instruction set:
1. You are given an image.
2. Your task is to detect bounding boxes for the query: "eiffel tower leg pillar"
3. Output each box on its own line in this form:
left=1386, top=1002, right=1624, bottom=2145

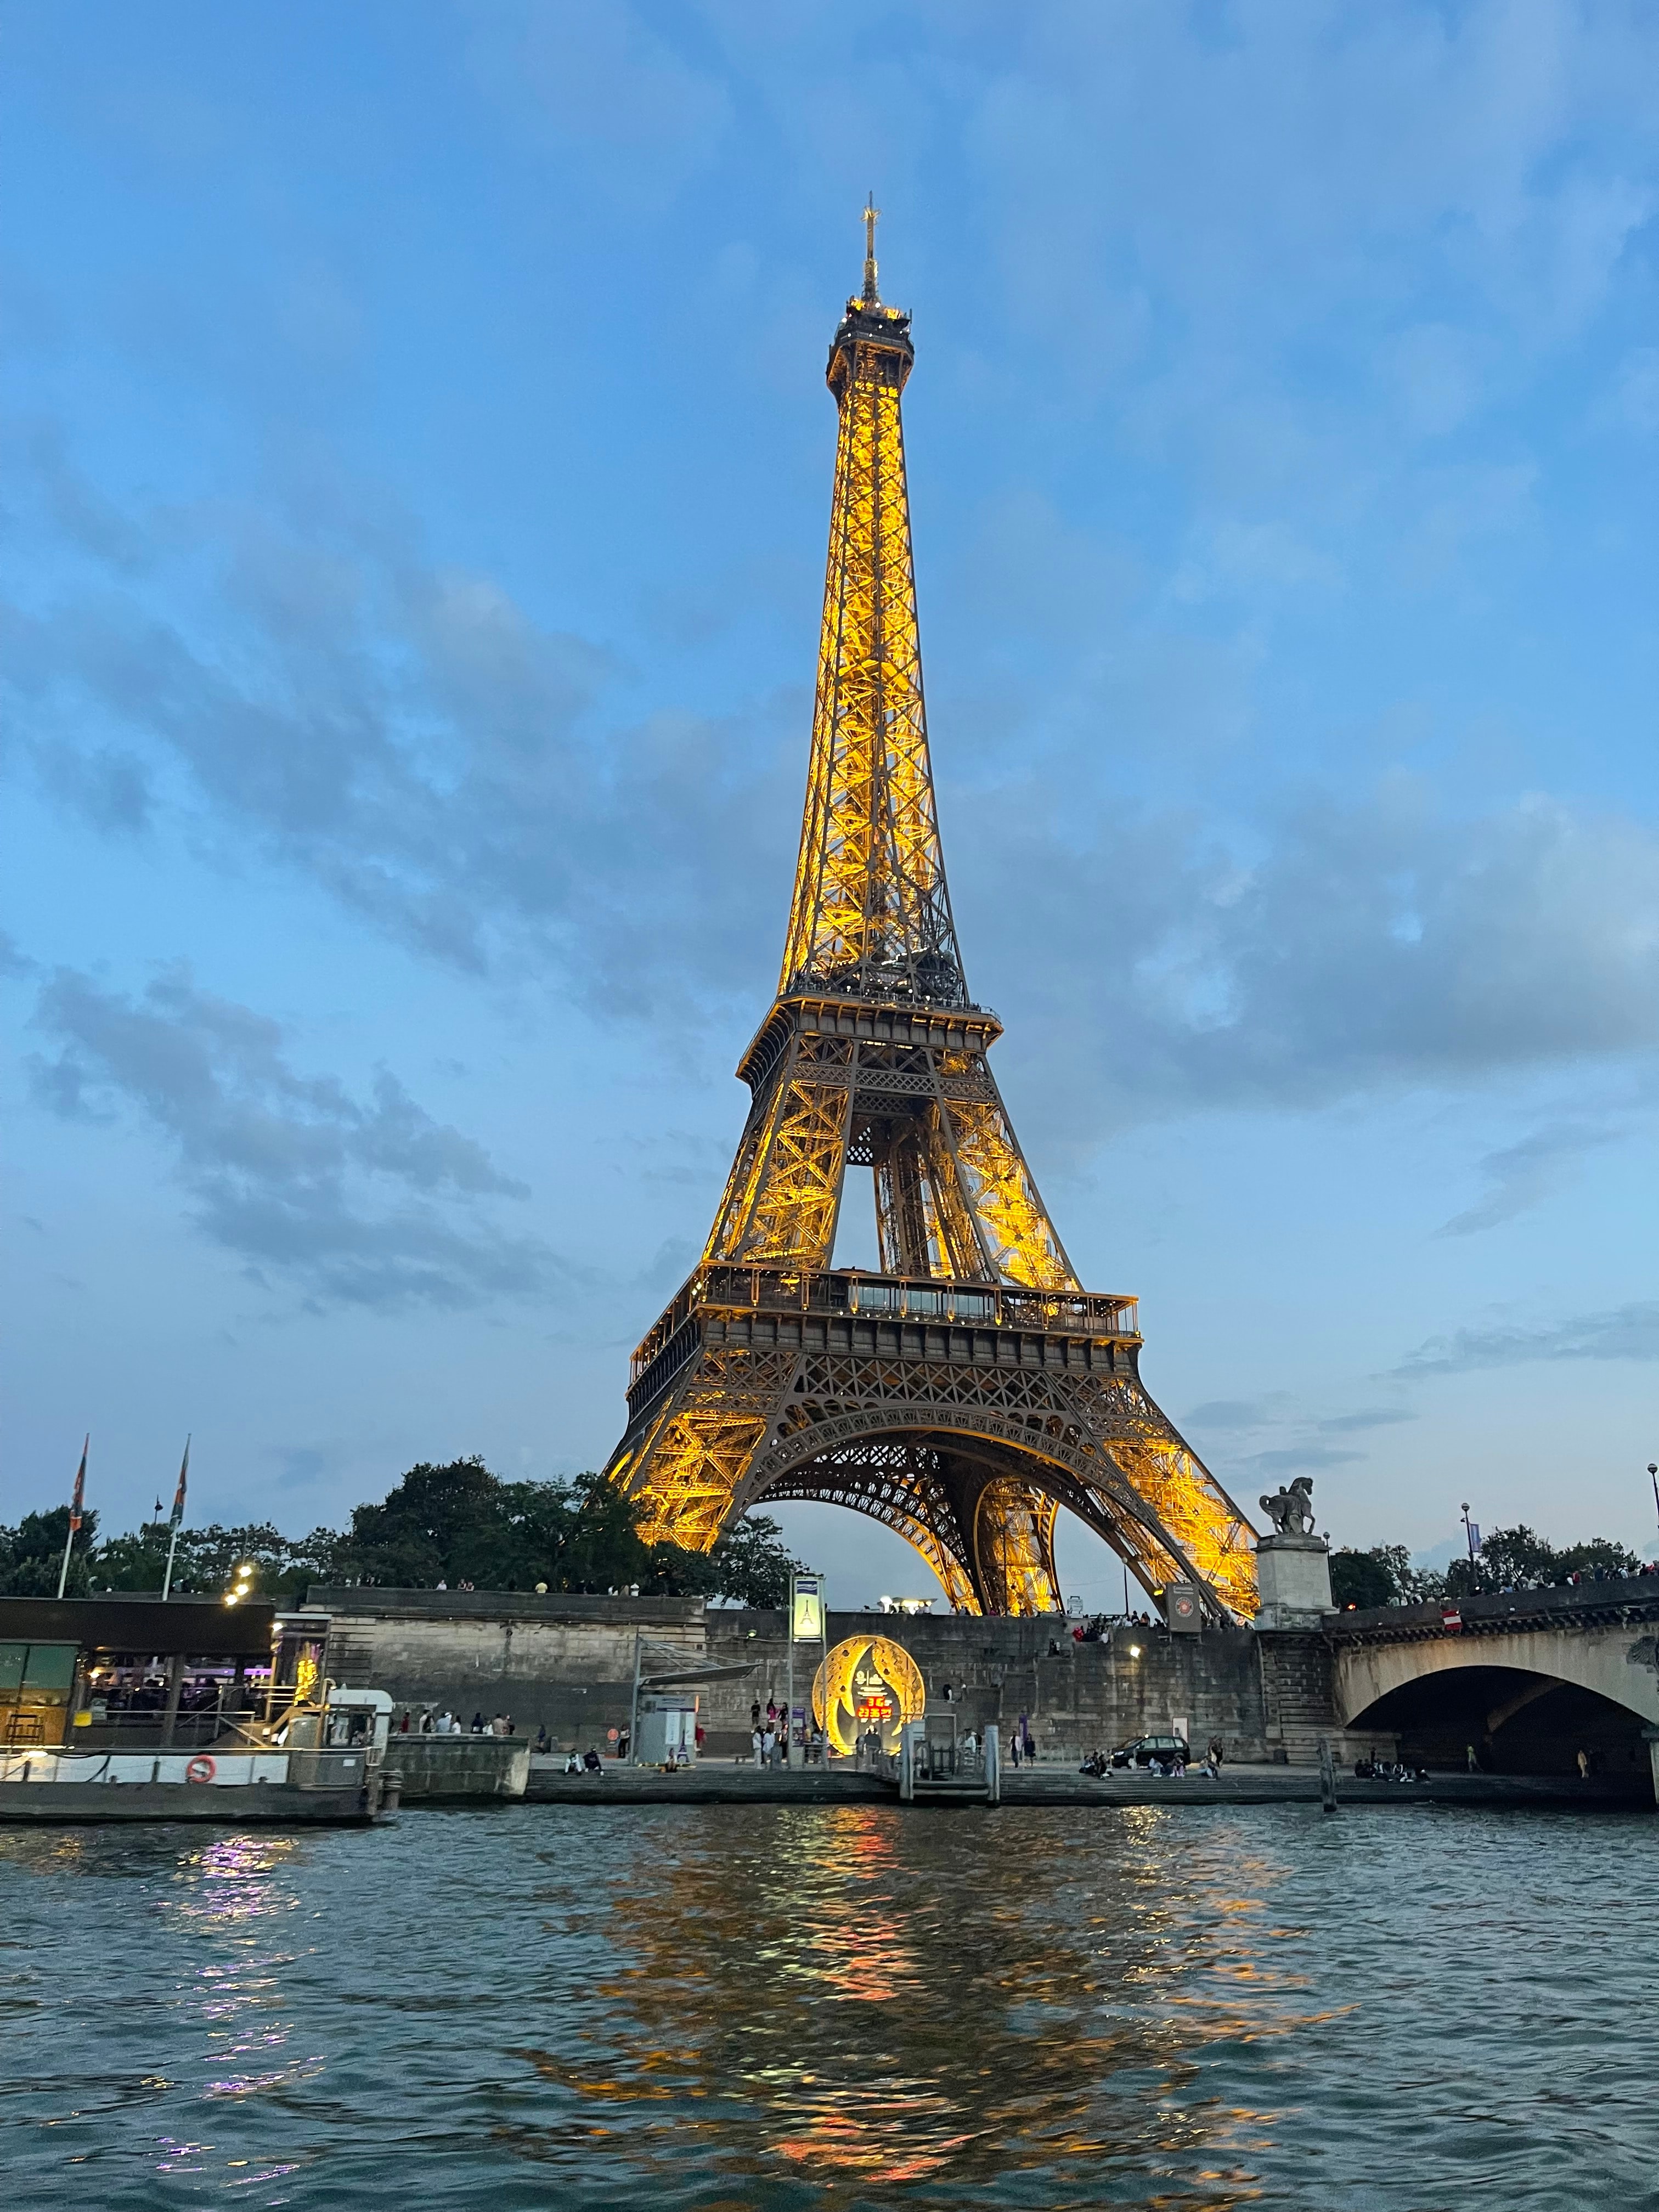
left=607, top=1342, right=805, bottom=1553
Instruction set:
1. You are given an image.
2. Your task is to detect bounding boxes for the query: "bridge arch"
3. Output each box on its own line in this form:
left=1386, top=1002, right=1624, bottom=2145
left=1334, top=1623, right=1659, bottom=1782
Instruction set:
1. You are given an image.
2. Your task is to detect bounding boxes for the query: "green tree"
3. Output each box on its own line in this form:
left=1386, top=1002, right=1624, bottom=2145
left=1443, top=1523, right=1644, bottom=1596
left=0, top=1508, right=100, bottom=1595
left=1442, top=1522, right=1654, bottom=1593
left=1381, top=1545, right=1446, bottom=1604
left=1329, top=1548, right=1395, bottom=1609
left=698, top=1514, right=801, bottom=1607
left=1476, top=1525, right=1559, bottom=1587
left=332, top=1458, right=512, bottom=1587
left=2, top=1460, right=802, bottom=1611
left=91, top=1522, right=174, bottom=1593
left=93, top=1519, right=342, bottom=1601
left=1554, top=1535, right=1641, bottom=1579
left=534, top=1471, right=654, bottom=1593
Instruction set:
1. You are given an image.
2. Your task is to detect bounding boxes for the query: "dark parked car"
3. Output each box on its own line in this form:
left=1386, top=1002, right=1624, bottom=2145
left=1110, top=1733, right=1190, bottom=1770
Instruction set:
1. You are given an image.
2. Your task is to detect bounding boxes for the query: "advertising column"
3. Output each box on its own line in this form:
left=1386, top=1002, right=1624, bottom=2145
left=786, top=1572, right=826, bottom=1768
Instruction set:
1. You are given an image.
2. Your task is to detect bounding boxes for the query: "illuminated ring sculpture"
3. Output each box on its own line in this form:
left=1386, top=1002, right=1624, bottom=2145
left=184, top=1755, right=217, bottom=1784
left=811, top=1635, right=926, bottom=1757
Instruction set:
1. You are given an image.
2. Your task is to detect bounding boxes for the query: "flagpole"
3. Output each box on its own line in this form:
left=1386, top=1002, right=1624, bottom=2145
left=161, top=1435, right=190, bottom=1601
left=57, top=1435, right=88, bottom=1601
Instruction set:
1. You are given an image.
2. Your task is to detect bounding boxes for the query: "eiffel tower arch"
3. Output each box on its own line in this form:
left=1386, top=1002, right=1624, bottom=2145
left=606, top=206, right=1259, bottom=1623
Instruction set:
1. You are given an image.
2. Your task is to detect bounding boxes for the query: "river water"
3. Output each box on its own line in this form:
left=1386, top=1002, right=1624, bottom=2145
left=2, top=1802, right=1652, bottom=2210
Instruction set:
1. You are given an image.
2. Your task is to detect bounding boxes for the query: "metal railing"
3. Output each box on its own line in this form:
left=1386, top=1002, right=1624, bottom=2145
left=60, top=1706, right=276, bottom=1753
left=633, top=1264, right=1139, bottom=1378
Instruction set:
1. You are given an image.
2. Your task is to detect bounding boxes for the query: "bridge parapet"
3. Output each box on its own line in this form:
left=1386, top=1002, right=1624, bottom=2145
left=1328, top=1575, right=1659, bottom=1801
left=1327, top=1573, right=1659, bottom=1648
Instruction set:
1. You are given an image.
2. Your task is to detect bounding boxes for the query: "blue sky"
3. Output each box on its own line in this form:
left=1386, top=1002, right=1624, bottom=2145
left=3, top=1, right=1657, bottom=1607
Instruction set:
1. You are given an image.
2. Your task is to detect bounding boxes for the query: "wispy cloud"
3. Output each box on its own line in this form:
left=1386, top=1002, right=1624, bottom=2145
left=1398, top=1302, right=1659, bottom=1376
left=3, top=443, right=795, bottom=1015
left=17, top=461, right=1659, bottom=1136
left=1181, top=1396, right=1413, bottom=1495
left=27, top=964, right=565, bottom=1311
left=1436, top=1119, right=1620, bottom=1235
left=965, top=773, right=1659, bottom=1143
left=1239, top=1445, right=1365, bottom=1478
left=1317, top=1407, right=1418, bottom=1435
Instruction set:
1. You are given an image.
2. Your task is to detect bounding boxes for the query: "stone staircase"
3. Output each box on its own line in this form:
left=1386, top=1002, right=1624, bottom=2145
left=1257, top=1633, right=1397, bottom=1766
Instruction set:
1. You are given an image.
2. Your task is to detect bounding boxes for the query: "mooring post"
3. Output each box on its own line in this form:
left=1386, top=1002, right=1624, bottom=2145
left=1318, top=1735, right=1338, bottom=1814
left=161, top=1652, right=186, bottom=1751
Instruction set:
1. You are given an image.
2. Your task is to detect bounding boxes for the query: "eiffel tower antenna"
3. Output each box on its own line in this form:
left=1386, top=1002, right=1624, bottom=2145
left=605, top=217, right=1259, bottom=1623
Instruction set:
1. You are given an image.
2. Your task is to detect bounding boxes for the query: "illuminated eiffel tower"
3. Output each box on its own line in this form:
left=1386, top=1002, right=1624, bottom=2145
left=606, top=207, right=1258, bottom=1621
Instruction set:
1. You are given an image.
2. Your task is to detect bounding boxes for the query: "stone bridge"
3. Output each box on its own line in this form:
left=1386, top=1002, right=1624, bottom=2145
left=1328, top=1576, right=1659, bottom=1796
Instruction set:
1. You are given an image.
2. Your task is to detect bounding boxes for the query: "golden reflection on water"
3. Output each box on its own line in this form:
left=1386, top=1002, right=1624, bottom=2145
left=510, top=1803, right=1344, bottom=2202
left=7, top=1807, right=1656, bottom=2205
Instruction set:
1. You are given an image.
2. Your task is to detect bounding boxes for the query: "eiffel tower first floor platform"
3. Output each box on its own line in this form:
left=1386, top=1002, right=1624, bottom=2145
left=605, top=1263, right=1260, bottom=1623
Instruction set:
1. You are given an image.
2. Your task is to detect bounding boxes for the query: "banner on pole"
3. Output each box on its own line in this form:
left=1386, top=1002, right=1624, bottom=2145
left=791, top=1573, right=823, bottom=1642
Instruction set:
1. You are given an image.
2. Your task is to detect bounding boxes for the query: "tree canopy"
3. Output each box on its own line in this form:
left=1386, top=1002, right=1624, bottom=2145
left=1328, top=1526, right=1647, bottom=1611
left=0, top=1459, right=803, bottom=1608
left=6, top=1469, right=1644, bottom=1615
left=0, top=1506, right=101, bottom=1596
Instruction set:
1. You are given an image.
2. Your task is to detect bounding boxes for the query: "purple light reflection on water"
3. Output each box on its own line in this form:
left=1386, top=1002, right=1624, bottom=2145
left=3, top=1807, right=1653, bottom=2209
left=203, top=2064, right=324, bottom=2100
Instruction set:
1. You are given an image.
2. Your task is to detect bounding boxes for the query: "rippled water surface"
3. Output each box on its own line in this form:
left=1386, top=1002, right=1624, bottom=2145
left=2, top=1802, right=1653, bottom=2209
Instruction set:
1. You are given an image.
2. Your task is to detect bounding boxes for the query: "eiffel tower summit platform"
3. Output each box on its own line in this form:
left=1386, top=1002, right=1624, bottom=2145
left=605, top=206, right=1259, bottom=1626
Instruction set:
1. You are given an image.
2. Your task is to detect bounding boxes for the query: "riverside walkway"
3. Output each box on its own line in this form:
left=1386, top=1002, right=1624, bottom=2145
left=524, top=1758, right=1648, bottom=1810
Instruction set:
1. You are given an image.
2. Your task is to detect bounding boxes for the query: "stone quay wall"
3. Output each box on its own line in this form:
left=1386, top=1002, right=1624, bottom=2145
left=699, top=1610, right=1275, bottom=1760
left=305, top=1590, right=1375, bottom=1765
left=304, top=1589, right=706, bottom=1745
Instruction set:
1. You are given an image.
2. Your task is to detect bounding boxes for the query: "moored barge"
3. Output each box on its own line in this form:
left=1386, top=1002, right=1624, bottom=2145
left=0, top=1595, right=398, bottom=1825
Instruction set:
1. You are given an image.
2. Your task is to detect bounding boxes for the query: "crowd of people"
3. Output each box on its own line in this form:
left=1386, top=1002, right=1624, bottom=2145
left=1079, top=1733, right=1227, bottom=1780
left=1068, top=1612, right=1165, bottom=1644
left=394, top=1707, right=518, bottom=1736
left=747, top=1695, right=824, bottom=1765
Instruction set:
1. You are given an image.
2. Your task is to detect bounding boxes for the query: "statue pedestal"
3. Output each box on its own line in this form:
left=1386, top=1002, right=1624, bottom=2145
left=1254, top=1534, right=1335, bottom=1630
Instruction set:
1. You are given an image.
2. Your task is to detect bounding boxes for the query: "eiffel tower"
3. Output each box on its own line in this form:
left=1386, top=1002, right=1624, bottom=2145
left=606, top=207, right=1259, bottom=1623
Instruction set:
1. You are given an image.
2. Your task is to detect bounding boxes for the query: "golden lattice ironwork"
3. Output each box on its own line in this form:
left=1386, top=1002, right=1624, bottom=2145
left=606, top=212, right=1259, bottom=1623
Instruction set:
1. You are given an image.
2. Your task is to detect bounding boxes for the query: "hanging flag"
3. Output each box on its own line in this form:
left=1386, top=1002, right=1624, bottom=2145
left=58, top=1436, right=89, bottom=1601
left=1468, top=1522, right=1481, bottom=1556
left=170, top=1437, right=190, bottom=1528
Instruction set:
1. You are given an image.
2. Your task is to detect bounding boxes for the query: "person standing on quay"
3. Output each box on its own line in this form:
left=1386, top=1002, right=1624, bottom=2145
left=1207, top=1735, right=1224, bottom=1771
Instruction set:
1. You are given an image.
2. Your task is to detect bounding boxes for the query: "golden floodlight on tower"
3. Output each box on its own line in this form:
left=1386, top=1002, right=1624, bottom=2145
left=603, top=205, right=1259, bottom=1627
left=812, top=1634, right=926, bottom=1757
